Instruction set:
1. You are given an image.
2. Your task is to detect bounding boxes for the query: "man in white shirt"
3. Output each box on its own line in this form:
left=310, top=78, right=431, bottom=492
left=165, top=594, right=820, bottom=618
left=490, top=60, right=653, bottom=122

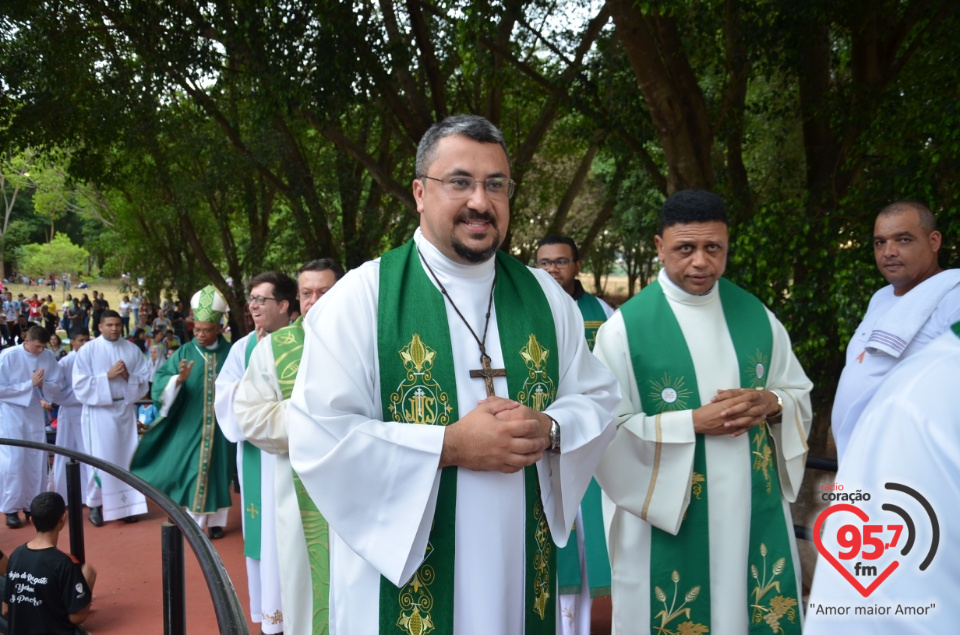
left=831, top=200, right=960, bottom=463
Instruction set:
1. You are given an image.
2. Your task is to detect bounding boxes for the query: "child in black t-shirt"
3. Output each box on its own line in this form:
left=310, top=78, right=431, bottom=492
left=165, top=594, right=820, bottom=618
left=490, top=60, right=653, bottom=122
left=2, top=492, right=97, bottom=634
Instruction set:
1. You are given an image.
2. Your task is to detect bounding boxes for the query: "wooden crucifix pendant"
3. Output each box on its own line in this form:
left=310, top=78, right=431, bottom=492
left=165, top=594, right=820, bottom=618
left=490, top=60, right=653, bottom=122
left=470, top=353, right=506, bottom=398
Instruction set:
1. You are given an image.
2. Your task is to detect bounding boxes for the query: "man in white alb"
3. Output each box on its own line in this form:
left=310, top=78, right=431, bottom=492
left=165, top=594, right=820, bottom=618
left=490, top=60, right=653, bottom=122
left=234, top=258, right=343, bottom=635
left=831, top=200, right=960, bottom=463
left=73, top=311, right=150, bottom=525
left=49, top=328, right=94, bottom=501
left=288, top=114, right=619, bottom=634
left=594, top=189, right=813, bottom=635
left=214, top=271, right=297, bottom=635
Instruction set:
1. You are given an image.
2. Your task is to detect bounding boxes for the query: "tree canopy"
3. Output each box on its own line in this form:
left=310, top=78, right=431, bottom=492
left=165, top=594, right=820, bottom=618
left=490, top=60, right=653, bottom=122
left=2, top=0, right=959, bottom=452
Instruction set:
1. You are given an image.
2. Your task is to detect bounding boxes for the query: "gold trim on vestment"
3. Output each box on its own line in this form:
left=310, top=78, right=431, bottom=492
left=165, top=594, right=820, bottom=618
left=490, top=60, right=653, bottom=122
left=641, top=413, right=662, bottom=521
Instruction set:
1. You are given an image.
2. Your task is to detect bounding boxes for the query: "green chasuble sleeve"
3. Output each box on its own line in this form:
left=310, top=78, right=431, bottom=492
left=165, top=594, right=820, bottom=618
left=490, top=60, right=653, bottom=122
left=131, top=335, right=234, bottom=513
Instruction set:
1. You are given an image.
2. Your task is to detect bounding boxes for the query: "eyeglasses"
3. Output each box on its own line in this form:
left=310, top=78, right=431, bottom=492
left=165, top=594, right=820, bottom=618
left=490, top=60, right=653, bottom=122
left=297, top=289, right=329, bottom=301
left=536, top=258, right=574, bottom=270
left=247, top=295, right=278, bottom=307
left=420, top=175, right=516, bottom=200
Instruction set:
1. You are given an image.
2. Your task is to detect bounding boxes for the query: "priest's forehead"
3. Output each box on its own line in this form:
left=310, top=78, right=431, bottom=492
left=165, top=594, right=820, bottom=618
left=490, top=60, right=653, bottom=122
left=415, top=115, right=511, bottom=176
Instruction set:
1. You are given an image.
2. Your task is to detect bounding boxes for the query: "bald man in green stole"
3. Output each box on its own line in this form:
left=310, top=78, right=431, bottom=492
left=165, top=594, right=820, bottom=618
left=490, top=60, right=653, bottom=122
left=234, top=258, right=343, bottom=635
left=536, top=235, right=615, bottom=634
left=594, top=190, right=813, bottom=635
left=287, top=115, right=620, bottom=634
left=132, top=285, right=234, bottom=537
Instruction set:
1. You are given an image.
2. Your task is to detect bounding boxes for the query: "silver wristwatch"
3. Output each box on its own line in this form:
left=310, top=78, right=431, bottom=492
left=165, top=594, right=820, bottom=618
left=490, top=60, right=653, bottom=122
left=548, top=416, right=561, bottom=454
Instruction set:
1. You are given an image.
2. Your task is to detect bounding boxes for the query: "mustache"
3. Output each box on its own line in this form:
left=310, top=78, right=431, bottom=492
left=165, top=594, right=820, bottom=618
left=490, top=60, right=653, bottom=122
left=455, top=210, right=497, bottom=228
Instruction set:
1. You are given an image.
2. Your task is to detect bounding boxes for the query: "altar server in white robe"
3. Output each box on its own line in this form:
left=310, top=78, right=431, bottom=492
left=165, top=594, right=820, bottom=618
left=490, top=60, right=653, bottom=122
left=214, top=271, right=297, bottom=635
left=594, top=189, right=813, bottom=635
left=234, top=258, right=343, bottom=635
left=807, top=322, right=960, bottom=634
left=288, top=114, right=620, bottom=634
left=73, top=310, right=150, bottom=524
left=49, top=328, right=95, bottom=500
left=831, top=200, right=960, bottom=464
left=0, top=326, right=64, bottom=529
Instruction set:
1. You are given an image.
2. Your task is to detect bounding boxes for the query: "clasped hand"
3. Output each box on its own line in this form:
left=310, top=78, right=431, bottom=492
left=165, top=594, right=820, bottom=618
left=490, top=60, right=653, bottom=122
left=440, top=396, right=551, bottom=473
left=107, top=360, right=129, bottom=380
left=693, top=388, right=778, bottom=438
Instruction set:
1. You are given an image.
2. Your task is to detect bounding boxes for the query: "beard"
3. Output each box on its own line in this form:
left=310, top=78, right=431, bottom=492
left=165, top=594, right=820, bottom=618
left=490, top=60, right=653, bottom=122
left=451, top=211, right=501, bottom=263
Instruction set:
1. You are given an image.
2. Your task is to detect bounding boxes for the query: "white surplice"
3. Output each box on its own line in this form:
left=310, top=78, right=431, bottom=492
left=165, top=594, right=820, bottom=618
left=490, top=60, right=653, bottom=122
left=593, top=269, right=812, bottom=635
left=831, top=273, right=960, bottom=463
left=0, top=345, right=63, bottom=513
left=49, top=351, right=96, bottom=501
left=234, top=333, right=312, bottom=635
left=807, top=326, right=960, bottom=634
left=214, top=332, right=284, bottom=634
left=559, top=293, right=616, bottom=635
left=288, top=229, right=620, bottom=634
left=72, top=335, right=150, bottom=521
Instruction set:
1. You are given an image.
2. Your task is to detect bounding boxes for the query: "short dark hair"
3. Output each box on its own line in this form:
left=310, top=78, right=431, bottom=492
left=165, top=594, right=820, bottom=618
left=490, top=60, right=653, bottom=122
left=659, top=189, right=728, bottom=233
left=249, top=271, right=299, bottom=316
left=30, top=492, right=66, bottom=532
left=536, top=235, right=580, bottom=262
left=26, top=325, right=50, bottom=344
left=878, top=200, right=937, bottom=234
left=415, top=114, right=510, bottom=177
left=100, top=309, right=121, bottom=322
left=298, top=258, right=345, bottom=280
left=71, top=328, right=90, bottom=340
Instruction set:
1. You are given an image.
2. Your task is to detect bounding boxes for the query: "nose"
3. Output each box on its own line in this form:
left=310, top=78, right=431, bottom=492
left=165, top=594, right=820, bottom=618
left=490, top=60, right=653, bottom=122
left=691, top=248, right=708, bottom=267
left=466, top=181, right=492, bottom=208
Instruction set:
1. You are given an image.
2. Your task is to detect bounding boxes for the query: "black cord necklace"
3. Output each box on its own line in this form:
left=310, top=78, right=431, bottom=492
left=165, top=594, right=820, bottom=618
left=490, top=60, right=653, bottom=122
left=417, top=247, right=505, bottom=397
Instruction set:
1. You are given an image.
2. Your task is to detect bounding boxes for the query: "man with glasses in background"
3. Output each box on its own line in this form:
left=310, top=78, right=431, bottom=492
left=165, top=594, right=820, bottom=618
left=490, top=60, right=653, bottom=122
left=214, top=272, right=297, bottom=635
left=535, top=234, right=615, bottom=634
left=234, top=258, right=344, bottom=635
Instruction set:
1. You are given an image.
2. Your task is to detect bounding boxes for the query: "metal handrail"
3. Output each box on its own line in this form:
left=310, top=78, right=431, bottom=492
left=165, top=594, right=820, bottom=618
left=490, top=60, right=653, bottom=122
left=0, top=438, right=248, bottom=634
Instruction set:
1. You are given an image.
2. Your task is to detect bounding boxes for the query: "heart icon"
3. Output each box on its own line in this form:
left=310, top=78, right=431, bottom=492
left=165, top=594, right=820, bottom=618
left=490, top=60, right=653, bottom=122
left=813, top=503, right=899, bottom=597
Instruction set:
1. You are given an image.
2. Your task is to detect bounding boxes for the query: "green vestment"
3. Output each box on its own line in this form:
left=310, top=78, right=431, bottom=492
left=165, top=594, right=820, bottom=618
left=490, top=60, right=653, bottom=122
left=132, top=335, right=235, bottom=513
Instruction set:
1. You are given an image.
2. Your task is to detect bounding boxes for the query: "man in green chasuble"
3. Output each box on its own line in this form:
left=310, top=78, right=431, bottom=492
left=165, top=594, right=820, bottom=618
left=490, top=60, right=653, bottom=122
left=287, top=115, right=620, bottom=634
left=234, top=257, right=343, bottom=635
left=536, top=235, right=614, bottom=635
left=594, top=189, right=813, bottom=635
left=131, top=285, right=233, bottom=538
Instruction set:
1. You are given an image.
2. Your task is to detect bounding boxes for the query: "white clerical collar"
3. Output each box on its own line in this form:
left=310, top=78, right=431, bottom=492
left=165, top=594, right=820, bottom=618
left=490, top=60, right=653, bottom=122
left=658, top=268, right=718, bottom=306
left=413, top=228, right=496, bottom=282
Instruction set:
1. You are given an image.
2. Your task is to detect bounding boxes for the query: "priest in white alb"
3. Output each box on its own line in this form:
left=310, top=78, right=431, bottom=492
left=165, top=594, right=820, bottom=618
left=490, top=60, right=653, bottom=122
left=49, top=328, right=94, bottom=501
left=73, top=310, right=150, bottom=525
left=0, top=325, right=64, bottom=529
left=594, top=189, right=813, bottom=635
left=288, top=115, right=619, bottom=634
left=214, top=271, right=298, bottom=635
left=234, top=258, right=343, bottom=635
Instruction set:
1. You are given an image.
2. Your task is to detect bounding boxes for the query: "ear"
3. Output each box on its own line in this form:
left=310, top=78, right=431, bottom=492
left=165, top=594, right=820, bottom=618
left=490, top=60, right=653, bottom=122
left=654, top=235, right=665, bottom=261
left=929, top=230, right=942, bottom=252
left=412, top=177, right=426, bottom=215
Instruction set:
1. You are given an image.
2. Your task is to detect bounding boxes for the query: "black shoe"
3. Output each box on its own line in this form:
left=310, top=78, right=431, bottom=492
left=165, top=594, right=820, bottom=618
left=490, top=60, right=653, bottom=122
left=122, top=515, right=140, bottom=524
left=89, top=506, right=103, bottom=527
left=5, top=512, right=23, bottom=529
left=208, top=526, right=225, bottom=540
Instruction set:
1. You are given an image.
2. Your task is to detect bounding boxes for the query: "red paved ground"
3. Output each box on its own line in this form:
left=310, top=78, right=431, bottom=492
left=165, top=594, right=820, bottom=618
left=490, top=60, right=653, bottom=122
left=1, top=490, right=613, bottom=634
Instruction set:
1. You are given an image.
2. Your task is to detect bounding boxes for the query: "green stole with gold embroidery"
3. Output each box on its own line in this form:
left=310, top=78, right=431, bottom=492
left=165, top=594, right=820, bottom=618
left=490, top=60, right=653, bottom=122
left=270, top=318, right=331, bottom=634
left=620, top=279, right=800, bottom=634
left=557, top=293, right=612, bottom=597
left=576, top=293, right=607, bottom=352
left=242, top=334, right=262, bottom=559
left=377, top=239, right=558, bottom=635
